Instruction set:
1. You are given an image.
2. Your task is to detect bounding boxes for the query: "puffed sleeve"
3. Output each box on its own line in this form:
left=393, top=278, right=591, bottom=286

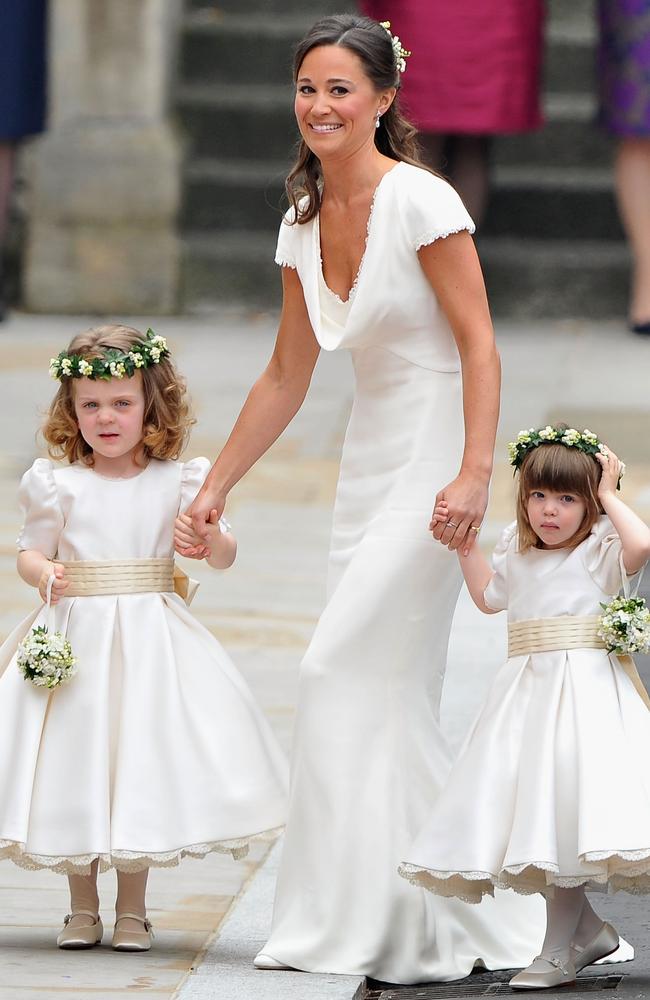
left=399, top=168, right=475, bottom=251
left=275, top=207, right=298, bottom=269
left=179, top=456, right=212, bottom=512
left=484, top=522, right=517, bottom=612
left=584, top=515, right=643, bottom=596
left=16, top=459, right=64, bottom=558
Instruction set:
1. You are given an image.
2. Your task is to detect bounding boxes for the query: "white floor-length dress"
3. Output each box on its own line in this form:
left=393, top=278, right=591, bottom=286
left=0, top=457, right=288, bottom=874
left=262, top=162, right=546, bottom=983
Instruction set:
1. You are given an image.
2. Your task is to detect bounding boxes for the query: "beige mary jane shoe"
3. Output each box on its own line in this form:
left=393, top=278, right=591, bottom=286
left=111, top=912, right=153, bottom=952
left=509, top=955, right=576, bottom=990
left=57, top=910, right=103, bottom=949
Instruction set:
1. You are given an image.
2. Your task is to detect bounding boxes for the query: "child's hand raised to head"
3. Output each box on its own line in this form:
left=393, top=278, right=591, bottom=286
left=38, top=561, right=69, bottom=605
left=174, top=513, right=212, bottom=560
left=596, top=446, right=625, bottom=500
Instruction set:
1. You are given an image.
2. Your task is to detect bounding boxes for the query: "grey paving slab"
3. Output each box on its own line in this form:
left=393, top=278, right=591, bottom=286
left=176, top=842, right=363, bottom=1000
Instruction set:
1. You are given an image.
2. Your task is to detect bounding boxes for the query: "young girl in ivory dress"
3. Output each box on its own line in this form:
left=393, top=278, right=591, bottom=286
left=399, top=426, right=650, bottom=990
left=0, top=325, right=288, bottom=952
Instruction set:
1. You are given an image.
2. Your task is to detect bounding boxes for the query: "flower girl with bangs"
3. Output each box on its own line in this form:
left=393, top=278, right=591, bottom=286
left=0, top=325, right=287, bottom=952
left=400, top=425, right=650, bottom=990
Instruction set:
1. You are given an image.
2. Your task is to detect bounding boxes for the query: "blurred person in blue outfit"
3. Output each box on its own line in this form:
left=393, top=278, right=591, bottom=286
left=0, top=0, right=47, bottom=320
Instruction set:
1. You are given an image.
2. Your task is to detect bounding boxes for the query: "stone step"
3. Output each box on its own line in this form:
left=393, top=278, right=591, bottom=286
left=478, top=238, right=628, bottom=319
left=544, top=23, right=596, bottom=94
left=179, top=10, right=597, bottom=93
left=182, top=230, right=629, bottom=319
left=181, top=159, right=287, bottom=232
left=182, top=230, right=281, bottom=309
left=179, top=12, right=304, bottom=88
left=493, top=94, right=612, bottom=168
left=181, top=159, right=624, bottom=242
left=483, top=167, right=622, bottom=241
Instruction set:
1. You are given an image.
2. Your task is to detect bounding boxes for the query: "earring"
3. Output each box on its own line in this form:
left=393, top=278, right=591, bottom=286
left=375, top=111, right=381, bottom=129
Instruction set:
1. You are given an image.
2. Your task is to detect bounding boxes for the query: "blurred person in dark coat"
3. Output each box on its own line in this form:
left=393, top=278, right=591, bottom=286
left=0, top=0, right=47, bottom=320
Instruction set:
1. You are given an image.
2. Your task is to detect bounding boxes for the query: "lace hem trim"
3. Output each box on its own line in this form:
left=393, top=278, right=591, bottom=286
left=274, top=255, right=297, bottom=269
left=398, top=852, right=650, bottom=904
left=413, top=223, right=476, bottom=252
left=0, top=826, right=284, bottom=876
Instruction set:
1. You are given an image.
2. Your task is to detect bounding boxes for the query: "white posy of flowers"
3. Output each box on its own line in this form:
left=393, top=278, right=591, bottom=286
left=17, top=625, right=77, bottom=689
left=598, top=596, right=650, bottom=656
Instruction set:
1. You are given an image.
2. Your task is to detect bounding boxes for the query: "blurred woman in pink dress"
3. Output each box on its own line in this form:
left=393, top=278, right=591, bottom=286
left=359, top=1, right=545, bottom=223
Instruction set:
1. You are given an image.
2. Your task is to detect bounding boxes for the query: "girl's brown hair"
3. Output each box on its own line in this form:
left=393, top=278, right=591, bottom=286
left=43, top=325, right=194, bottom=466
left=287, top=14, right=434, bottom=225
left=516, top=441, right=603, bottom=552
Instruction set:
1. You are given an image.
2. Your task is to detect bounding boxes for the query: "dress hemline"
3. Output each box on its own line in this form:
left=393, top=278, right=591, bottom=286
left=0, top=826, right=284, bottom=876
left=398, top=853, right=650, bottom=905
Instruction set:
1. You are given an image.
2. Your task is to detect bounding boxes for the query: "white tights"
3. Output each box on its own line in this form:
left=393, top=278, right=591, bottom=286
left=541, top=885, right=603, bottom=964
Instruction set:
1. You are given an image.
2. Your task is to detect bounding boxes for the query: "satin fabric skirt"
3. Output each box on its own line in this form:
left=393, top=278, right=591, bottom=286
left=262, top=348, right=545, bottom=983
left=0, top=593, right=288, bottom=873
left=401, top=646, right=650, bottom=902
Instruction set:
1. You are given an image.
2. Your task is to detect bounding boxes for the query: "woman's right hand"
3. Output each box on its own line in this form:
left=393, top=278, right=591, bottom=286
left=38, top=561, right=69, bottom=604
left=185, top=476, right=227, bottom=546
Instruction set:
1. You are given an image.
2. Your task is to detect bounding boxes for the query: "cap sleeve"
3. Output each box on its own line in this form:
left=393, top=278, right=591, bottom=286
left=179, top=456, right=212, bottom=513
left=398, top=167, right=475, bottom=251
left=584, top=515, right=642, bottom=596
left=275, top=207, right=298, bottom=269
left=484, top=522, right=517, bottom=612
left=17, top=459, right=64, bottom=559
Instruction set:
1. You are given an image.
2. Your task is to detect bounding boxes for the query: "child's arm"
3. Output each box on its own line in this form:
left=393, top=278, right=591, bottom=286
left=174, top=513, right=237, bottom=570
left=17, top=550, right=69, bottom=604
left=597, top=448, right=650, bottom=575
left=431, top=502, right=499, bottom=614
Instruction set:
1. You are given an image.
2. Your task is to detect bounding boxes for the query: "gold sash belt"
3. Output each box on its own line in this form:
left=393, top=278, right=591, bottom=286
left=507, top=616, right=605, bottom=657
left=508, top=614, right=650, bottom=712
left=61, top=558, right=198, bottom=604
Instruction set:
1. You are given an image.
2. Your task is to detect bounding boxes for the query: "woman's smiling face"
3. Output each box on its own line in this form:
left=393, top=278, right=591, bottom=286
left=295, top=44, right=393, bottom=161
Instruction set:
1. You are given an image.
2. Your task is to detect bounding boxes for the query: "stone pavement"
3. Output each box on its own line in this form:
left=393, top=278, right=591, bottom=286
left=0, top=311, right=649, bottom=999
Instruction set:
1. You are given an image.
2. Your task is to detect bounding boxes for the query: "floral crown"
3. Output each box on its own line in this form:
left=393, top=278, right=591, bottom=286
left=380, top=21, right=411, bottom=74
left=507, top=425, right=606, bottom=470
left=49, top=329, right=170, bottom=381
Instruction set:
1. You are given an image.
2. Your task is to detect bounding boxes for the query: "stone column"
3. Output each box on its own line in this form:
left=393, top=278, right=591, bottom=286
left=24, top=0, right=182, bottom=313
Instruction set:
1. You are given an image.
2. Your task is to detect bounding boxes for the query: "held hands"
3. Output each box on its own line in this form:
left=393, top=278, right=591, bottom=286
left=430, top=474, right=489, bottom=556
left=174, top=513, right=216, bottom=560
left=38, top=562, right=69, bottom=604
left=596, top=446, right=624, bottom=501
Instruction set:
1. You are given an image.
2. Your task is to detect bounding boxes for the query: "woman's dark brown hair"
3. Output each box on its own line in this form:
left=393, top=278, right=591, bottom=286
left=516, top=442, right=603, bottom=552
left=286, top=14, right=431, bottom=224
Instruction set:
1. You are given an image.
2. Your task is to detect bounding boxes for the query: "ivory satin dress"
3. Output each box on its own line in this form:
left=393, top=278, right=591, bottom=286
left=0, top=457, right=288, bottom=874
left=262, top=162, right=546, bottom=983
left=401, top=518, right=650, bottom=902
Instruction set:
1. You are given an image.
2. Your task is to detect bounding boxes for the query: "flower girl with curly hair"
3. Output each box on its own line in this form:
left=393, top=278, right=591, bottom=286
left=0, top=325, right=287, bottom=952
left=400, top=426, right=650, bottom=990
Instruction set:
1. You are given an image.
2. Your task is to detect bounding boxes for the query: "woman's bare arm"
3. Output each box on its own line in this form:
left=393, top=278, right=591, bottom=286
left=418, top=231, right=500, bottom=555
left=188, top=267, right=320, bottom=537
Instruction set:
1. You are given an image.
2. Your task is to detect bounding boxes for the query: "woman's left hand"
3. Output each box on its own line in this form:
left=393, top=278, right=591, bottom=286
left=430, top=473, right=488, bottom=553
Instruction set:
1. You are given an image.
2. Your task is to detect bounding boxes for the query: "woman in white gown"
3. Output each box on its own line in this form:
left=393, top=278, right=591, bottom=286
left=183, top=13, right=550, bottom=984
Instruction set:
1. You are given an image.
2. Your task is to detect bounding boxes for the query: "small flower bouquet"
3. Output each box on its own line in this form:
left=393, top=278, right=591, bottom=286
left=598, top=596, right=650, bottom=656
left=17, top=625, right=77, bottom=689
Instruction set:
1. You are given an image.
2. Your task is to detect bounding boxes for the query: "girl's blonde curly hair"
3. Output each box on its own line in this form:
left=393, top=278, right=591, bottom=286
left=43, top=325, right=194, bottom=466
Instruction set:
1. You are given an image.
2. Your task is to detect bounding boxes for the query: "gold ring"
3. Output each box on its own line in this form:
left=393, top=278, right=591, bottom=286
left=470, top=525, right=481, bottom=533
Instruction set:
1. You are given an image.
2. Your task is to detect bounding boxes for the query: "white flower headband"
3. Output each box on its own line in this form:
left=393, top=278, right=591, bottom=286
left=507, top=424, right=625, bottom=486
left=49, top=328, right=170, bottom=381
left=379, top=20, right=411, bottom=75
